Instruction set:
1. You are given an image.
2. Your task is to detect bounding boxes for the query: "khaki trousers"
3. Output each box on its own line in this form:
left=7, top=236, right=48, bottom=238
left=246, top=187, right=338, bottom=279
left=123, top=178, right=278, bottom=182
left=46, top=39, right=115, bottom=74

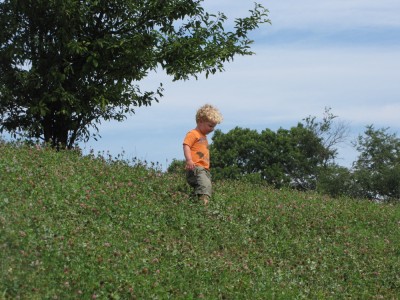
left=186, top=166, right=212, bottom=197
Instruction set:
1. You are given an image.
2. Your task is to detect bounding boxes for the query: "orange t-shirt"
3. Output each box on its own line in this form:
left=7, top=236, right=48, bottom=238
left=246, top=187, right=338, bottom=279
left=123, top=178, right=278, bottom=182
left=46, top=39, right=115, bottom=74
left=183, top=129, right=210, bottom=169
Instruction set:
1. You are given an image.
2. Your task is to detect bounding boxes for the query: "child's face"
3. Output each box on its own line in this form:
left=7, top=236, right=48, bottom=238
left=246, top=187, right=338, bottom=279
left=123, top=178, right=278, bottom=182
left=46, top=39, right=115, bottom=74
left=198, top=120, right=217, bottom=135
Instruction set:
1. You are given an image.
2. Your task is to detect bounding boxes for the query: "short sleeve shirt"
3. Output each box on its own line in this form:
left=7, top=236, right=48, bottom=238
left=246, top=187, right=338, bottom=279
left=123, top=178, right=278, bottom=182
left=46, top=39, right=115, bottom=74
left=183, top=129, right=210, bottom=169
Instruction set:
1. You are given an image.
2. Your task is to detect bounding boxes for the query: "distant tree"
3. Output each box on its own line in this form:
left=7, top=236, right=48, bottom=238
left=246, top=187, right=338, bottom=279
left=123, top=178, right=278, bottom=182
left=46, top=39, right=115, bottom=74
left=352, top=125, right=400, bottom=201
left=167, top=158, right=186, bottom=175
left=210, top=124, right=329, bottom=190
left=0, top=0, right=269, bottom=148
left=210, top=127, right=261, bottom=180
left=274, top=124, right=328, bottom=190
left=316, top=165, right=357, bottom=198
left=303, top=107, right=350, bottom=166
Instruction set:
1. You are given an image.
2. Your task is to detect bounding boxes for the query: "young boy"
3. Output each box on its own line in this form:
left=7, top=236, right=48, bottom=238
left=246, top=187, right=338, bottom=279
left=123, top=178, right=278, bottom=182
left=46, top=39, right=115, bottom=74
left=183, top=104, right=223, bottom=205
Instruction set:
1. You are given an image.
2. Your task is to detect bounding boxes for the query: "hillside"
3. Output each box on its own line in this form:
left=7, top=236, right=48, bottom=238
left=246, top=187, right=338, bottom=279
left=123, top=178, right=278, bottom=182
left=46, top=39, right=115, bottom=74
left=1, top=141, right=399, bottom=299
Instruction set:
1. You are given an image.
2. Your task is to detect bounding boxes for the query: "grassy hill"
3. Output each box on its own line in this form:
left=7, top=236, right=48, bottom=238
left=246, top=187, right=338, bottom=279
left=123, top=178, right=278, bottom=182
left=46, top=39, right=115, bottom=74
left=1, top=140, right=399, bottom=299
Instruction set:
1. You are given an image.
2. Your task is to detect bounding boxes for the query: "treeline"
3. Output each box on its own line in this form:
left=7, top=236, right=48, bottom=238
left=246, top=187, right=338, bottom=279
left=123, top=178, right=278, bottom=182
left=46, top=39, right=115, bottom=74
left=169, top=109, right=400, bottom=202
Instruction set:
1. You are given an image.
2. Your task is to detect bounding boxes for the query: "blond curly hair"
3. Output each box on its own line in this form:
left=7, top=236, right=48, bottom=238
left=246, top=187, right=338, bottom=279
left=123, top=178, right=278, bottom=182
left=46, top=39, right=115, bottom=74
left=195, top=104, right=223, bottom=124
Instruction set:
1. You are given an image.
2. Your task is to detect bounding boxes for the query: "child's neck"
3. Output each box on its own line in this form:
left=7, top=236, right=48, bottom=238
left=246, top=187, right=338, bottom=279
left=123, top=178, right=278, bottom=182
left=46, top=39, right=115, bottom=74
left=195, top=126, right=205, bottom=135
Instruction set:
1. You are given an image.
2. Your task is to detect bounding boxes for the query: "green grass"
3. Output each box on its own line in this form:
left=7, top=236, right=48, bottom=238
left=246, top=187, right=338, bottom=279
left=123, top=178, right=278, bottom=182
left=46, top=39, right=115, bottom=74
left=1, top=141, right=399, bottom=299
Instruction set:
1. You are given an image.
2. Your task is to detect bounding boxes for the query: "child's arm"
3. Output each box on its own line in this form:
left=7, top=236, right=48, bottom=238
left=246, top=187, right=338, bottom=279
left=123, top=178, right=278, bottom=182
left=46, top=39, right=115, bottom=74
left=183, top=144, right=195, bottom=170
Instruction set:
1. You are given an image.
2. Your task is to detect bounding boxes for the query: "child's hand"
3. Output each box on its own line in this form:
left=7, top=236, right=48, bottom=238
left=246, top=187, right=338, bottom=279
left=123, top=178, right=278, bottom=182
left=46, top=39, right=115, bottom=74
left=185, top=161, right=195, bottom=170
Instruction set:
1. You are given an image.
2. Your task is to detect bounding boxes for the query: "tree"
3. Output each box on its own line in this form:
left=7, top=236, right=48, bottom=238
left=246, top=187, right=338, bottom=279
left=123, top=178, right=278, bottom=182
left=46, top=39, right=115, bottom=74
left=273, top=124, right=328, bottom=190
left=210, top=127, right=262, bottom=180
left=167, top=158, right=186, bottom=175
left=0, top=0, right=269, bottom=148
left=352, top=125, right=400, bottom=201
left=303, top=107, right=350, bottom=166
left=210, top=124, right=329, bottom=190
left=316, top=165, right=357, bottom=198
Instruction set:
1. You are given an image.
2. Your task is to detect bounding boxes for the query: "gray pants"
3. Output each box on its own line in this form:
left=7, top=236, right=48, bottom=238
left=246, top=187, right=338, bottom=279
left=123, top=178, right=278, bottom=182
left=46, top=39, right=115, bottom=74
left=186, top=166, right=212, bottom=197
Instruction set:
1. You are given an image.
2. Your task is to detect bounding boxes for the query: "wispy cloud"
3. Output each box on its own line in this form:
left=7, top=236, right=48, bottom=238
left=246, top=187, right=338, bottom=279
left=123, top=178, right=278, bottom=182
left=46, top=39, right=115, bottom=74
left=264, top=0, right=400, bottom=29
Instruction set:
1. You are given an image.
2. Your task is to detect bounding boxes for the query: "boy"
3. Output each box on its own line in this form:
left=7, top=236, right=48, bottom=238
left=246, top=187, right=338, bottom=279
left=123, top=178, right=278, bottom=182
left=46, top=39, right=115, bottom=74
left=183, top=104, right=223, bottom=205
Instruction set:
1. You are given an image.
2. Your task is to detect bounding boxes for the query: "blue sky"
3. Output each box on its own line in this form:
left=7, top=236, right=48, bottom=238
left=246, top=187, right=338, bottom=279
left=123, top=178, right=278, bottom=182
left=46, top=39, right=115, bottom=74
left=82, top=0, right=400, bottom=169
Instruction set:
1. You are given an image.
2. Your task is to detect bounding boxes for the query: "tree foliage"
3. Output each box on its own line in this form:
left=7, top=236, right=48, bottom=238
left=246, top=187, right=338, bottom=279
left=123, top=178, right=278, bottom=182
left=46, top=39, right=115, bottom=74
left=0, top=0, right=269, bottom=148
left=210, top=110, right=353, bottom=192
left=303, top=107, right=349, bottom=166
left=316, top=165, right=356, bottom=198
left=210, top=124, right=331, bottom=190
left=352, top=125, right=400, bottom=201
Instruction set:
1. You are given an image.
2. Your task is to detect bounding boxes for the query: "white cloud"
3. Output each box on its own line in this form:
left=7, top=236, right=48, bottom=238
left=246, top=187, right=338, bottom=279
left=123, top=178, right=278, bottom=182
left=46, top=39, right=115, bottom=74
left=341, top=103, right=400, bottom=127
left=140, top=45, right=400, bottom=127
left=215, top=0, right=400, bottom=29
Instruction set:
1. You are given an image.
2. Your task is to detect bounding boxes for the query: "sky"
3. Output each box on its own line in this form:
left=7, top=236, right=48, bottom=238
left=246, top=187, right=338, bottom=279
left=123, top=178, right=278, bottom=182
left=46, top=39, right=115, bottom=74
left=81, top=0, right=400, bottom=170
